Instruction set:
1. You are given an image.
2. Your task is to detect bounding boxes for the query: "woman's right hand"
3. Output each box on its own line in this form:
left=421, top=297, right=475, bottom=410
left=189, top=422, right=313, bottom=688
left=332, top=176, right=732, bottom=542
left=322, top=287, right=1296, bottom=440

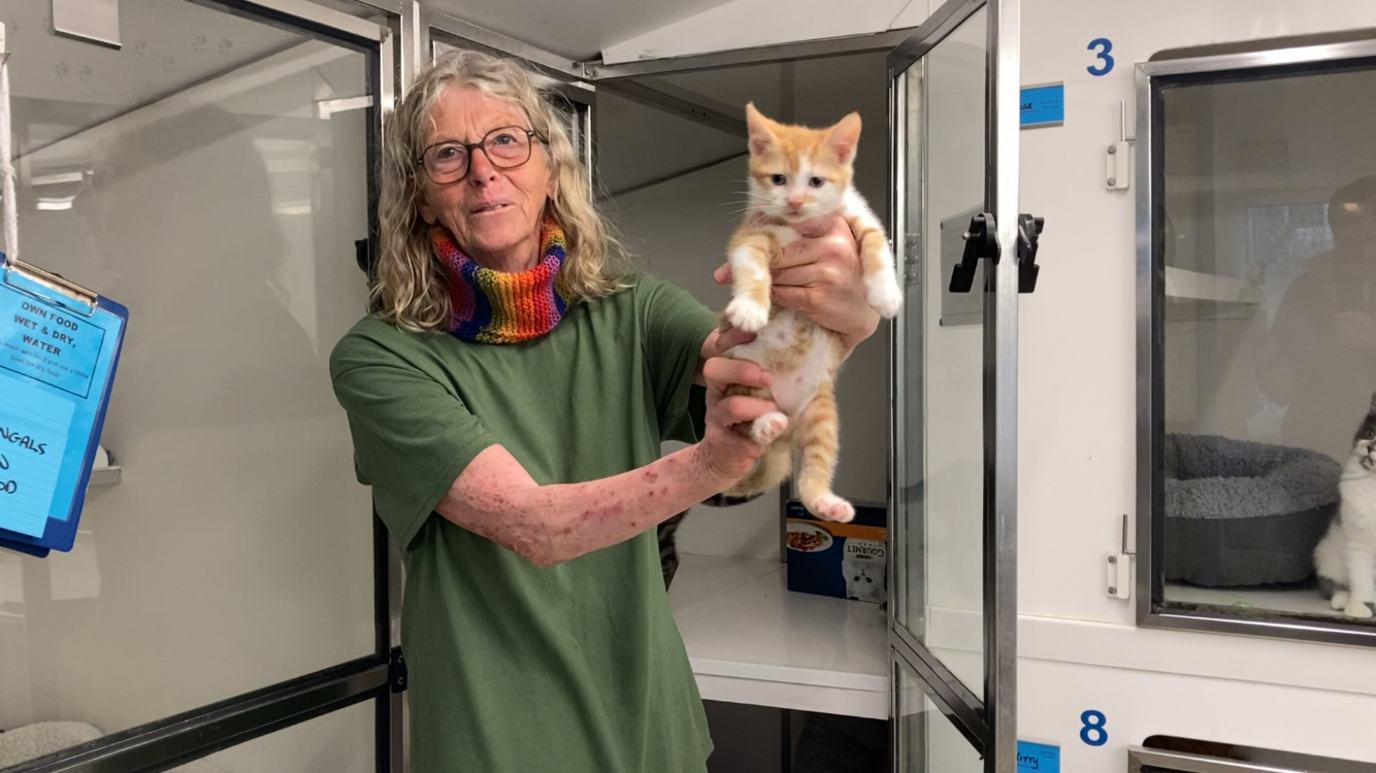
left=694, top=351, right=779, bottom=485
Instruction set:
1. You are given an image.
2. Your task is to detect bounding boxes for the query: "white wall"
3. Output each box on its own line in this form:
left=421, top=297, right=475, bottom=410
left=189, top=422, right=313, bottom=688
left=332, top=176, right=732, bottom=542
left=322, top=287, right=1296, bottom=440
left=0, top=12, right=375, bottom=771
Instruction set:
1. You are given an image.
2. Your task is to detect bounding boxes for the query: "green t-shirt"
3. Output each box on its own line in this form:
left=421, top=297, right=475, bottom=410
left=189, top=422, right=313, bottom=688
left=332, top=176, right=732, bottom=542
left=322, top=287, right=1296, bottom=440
left=330, top=275, right=717, bottom=773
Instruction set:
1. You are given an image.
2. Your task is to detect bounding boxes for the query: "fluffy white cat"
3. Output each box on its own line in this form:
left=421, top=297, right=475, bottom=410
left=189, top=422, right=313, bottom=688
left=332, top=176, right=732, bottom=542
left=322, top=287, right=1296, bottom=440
left=1314, top=392, right=1376, bottom=619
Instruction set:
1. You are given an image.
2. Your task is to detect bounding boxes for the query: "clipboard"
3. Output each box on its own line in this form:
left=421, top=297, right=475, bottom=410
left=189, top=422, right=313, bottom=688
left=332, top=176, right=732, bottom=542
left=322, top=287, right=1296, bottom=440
left=0, top=254, right=127, bottom=556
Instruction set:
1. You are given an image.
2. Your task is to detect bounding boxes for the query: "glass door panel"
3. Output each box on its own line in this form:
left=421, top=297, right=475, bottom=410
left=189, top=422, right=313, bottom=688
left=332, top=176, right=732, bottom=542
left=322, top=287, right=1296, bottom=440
left=890, top=0, right=1026, bottom=767
left=0, top=0, right=376, bottom=755
left=894, top=2, right=990, bottom=695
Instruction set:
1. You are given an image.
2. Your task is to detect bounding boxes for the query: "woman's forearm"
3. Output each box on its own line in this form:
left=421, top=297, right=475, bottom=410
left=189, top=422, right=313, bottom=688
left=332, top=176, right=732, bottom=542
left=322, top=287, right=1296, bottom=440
left=436, top=443, right=732, bottom=567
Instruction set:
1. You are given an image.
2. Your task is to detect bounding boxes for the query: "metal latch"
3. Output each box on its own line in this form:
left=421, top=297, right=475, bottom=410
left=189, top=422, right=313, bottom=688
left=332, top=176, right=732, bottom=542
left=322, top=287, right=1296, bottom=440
left=949, top=213, right=999, bottom=293
left=1017, top=214, right=1044, bottom=294
left=390, top=647, right=408, bottom=693
left=1107, top=514, right=1135, bottom=600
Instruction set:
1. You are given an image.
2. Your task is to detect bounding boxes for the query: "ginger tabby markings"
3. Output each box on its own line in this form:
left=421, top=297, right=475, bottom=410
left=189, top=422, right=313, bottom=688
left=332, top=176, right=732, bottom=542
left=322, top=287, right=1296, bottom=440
left=719, top=103, right=903, bottom=523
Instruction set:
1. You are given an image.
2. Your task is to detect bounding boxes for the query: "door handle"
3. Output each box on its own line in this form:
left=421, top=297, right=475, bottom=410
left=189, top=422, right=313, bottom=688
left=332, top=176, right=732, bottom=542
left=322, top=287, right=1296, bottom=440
left=948, top=213, right=1045, bottom=294
left=948, top=212, right=999, bottom=293
left=1017, top=214, right=1044, bottom=294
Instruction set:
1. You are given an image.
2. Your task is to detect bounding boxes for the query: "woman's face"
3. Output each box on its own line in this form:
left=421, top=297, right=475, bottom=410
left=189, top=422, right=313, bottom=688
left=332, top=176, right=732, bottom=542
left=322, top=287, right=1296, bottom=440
left=417, top=86, right=553, bottom=268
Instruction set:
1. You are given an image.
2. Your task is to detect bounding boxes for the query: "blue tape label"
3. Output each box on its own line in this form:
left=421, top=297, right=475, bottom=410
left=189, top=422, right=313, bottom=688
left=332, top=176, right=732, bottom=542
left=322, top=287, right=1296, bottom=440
left=1018, top=740, right=1061, bottom=773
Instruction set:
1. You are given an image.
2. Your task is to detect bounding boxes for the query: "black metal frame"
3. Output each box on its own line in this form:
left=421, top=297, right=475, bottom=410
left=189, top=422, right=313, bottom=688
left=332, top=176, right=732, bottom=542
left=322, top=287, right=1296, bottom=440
left=2, top=2, right=401, bottom=771
left=1130, top=736, right=1376, bottom=773
left=1136, top=40, right=1376, bottom=649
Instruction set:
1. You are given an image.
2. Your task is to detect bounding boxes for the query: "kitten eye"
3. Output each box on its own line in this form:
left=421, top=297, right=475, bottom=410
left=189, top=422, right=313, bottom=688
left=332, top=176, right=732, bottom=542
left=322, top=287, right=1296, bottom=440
left=808, top=176, right=826, bottom=188
left=1365, top=430, right=1375, bottom=440
left=770, top=174, right=787, bottom=186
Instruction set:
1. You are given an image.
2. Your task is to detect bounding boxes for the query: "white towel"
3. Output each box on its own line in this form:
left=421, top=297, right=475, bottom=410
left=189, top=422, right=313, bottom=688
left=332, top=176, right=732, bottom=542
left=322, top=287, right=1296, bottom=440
left=0, top=721, right=226, bottom=771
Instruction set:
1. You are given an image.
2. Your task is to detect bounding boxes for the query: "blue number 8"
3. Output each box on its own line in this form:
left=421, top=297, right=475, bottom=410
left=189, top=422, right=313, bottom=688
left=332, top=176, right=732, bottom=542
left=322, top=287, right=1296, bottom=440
left=1080, top=710, right=1108, bottom=746
left=1087, top=38, right=1114, bottom=76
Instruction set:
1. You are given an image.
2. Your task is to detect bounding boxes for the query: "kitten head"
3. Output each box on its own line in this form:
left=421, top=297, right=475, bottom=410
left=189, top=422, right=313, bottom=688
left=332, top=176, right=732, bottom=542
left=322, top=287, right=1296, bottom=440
left=744, top=102, right=861, bottom=224
left=1352, top=391, right=1376, bottom=469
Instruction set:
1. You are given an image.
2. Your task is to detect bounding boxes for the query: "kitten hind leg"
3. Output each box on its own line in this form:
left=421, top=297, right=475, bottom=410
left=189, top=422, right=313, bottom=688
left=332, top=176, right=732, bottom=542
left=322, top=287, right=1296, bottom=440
left=750, top=412, right=790, bottom=445
left=725, top=441, right=793, bottom=499
left=795, top=382, right=853, bottom=523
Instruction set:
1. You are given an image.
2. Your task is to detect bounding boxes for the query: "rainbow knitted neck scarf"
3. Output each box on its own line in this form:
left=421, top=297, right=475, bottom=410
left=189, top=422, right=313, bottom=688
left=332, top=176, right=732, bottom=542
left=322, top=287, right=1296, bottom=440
left=432, top=217, right=570, bottom=344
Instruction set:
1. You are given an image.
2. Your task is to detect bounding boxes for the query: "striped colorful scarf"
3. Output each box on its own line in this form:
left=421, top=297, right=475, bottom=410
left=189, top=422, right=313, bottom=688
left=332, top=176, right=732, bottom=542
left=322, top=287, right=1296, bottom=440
left=432, top=217, right=570, bottom=344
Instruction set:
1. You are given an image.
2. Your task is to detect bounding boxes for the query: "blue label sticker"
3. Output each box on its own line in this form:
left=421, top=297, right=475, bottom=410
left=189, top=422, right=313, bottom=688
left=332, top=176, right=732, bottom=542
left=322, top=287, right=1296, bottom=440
left=1018, top=740, right=1061, bottom=773
left=1020, top=84, right=1064, bottom=128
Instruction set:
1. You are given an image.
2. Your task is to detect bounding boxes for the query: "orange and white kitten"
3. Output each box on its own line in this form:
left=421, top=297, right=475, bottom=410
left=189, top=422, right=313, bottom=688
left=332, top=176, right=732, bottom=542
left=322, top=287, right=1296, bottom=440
left=719, top=103, right=902, bottom=523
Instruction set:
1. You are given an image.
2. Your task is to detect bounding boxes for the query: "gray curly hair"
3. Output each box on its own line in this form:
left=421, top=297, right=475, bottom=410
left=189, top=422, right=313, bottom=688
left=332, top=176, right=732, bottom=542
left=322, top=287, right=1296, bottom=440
left=374, top=49, right=627, bottom=331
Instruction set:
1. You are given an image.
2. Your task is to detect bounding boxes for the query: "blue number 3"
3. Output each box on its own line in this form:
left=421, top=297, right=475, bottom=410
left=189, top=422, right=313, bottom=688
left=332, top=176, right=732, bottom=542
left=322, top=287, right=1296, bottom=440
left=1088, top=38, right=1114, bottom=76
left=1080, top=710, right=1108, bottom=746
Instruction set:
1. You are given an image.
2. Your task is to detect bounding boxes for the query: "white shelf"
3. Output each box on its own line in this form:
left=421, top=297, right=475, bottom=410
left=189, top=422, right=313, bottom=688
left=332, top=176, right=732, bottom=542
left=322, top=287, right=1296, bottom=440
left=668, top=554, right=888, bottom=719
left=1164, top=266, right=1262, bottom=304
left=88, top=466, right=121, bottom=488
left=1165, top=582, right=1345, bottom=618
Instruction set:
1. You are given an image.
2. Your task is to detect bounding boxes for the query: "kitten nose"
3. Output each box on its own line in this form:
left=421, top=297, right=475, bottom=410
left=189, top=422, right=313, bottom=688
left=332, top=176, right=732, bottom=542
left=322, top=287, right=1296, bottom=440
left=787, top=196, right=805, bottom=209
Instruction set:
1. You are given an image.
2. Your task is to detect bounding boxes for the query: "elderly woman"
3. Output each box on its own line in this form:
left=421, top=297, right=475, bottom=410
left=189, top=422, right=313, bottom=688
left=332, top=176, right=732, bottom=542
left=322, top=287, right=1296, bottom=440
left=330, top=50, right=881, bottom=772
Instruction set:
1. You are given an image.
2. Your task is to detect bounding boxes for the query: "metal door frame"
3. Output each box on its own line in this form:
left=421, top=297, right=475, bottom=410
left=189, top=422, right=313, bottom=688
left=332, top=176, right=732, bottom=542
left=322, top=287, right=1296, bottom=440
left=886, top=0, right=1022, bottom=769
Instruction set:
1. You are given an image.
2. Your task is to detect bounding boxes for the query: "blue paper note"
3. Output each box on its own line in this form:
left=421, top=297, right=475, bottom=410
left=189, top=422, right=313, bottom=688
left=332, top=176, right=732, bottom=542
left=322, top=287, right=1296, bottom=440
left=0, top=258, right=126, bottom=551
left=0, top=378, right=74, bottom=536
left=1018, top=740, right=1061, bottom=773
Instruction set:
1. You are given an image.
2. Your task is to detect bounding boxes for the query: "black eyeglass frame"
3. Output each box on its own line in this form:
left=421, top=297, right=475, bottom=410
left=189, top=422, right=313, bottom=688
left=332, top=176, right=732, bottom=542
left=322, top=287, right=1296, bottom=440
left=414, top=126, right=546, bottom=184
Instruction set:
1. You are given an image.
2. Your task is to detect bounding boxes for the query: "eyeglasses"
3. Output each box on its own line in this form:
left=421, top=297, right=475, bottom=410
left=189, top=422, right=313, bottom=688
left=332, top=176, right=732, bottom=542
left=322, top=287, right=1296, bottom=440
left=416, top=126, right=544, bottom=184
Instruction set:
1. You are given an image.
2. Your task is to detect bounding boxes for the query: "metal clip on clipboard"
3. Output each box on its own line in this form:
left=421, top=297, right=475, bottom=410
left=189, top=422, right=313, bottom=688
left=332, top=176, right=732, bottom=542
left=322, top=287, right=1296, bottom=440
left=2, top=256, right=100, bottom=315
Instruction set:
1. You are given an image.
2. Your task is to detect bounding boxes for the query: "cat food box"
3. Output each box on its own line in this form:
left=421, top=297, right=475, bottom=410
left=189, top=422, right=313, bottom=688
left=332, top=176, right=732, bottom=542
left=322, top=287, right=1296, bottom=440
left=784, top=499, right=887, bottom=604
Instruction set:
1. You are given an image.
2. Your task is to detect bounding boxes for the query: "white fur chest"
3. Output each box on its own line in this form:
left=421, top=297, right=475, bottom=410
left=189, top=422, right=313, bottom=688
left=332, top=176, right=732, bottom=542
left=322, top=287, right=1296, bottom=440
left=1340, top=463, right=1376, bottom=543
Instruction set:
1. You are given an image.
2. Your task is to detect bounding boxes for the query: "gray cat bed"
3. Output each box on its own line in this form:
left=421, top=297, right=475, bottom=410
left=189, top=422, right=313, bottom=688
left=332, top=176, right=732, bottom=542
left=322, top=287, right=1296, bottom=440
left=1163, top=433, right=1340, bottom=587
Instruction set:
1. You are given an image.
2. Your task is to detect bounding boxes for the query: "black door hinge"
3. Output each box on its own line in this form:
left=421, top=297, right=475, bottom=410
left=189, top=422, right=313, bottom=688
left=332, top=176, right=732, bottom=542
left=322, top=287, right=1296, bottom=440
left=389, top=647, right=408, bottom=693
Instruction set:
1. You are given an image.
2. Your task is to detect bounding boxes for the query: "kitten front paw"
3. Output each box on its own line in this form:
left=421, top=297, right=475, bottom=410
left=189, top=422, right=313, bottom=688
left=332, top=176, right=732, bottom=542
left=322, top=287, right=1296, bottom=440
left=1332, top=591, right=1351, bottom=611
left=725, top=298, right=770, bottom=333
left=750, top=412, right=789, bottom=444
left=808, top=493, right=855, bottom=523
left=866, top=275, right=904, bottom=318
left=1345, top=600, right=1375, bottom=619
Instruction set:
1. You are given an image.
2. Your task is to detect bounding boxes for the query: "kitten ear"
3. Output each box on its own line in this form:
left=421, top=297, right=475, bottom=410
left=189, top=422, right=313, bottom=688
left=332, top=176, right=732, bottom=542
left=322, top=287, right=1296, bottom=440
left=745, top=102, right=775, bottom=156
left=1369, top=391, right=1376, bottom=415
left=826, top=112, right=862, bottom=165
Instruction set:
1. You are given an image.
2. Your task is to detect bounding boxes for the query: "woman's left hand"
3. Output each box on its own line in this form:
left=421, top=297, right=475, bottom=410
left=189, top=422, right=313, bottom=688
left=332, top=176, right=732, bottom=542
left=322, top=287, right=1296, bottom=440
left=713, top=215, right=880, bottom=356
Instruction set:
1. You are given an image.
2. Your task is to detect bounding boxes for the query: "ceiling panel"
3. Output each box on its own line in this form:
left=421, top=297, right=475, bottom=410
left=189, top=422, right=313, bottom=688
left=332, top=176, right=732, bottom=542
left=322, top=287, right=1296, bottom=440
left=422, top=0, right=736, bottom=61
left=3, top=0, right=300, bottom=155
